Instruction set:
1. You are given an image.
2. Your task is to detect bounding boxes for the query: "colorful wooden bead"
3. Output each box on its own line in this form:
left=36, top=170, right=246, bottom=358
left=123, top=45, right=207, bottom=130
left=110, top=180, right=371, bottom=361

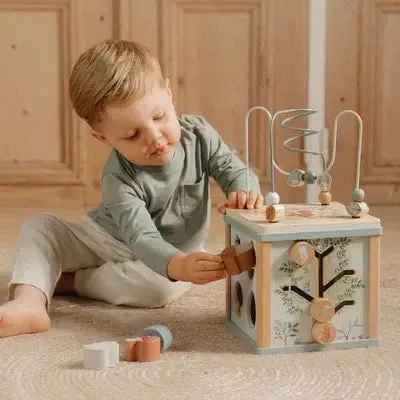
left=289, top=241, right=315, bottom=266
left=303, top=171, right=317, bottom=184
left=288, top=169, right=305, bottom=187
left=319, top=191, right=332, bottom=205
left=310, top=298, right=335, bottom=322
left=345, top=201, right=369, bottom=218
left=312, top=322, right=336, bottom=344
left=266, top=204, right=285, bottom=223
left=265, top=191, right=280, bottom=205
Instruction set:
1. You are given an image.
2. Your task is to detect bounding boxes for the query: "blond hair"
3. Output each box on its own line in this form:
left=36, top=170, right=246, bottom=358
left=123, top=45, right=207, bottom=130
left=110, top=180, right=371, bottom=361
left=69, top=40, right=164, bottom=127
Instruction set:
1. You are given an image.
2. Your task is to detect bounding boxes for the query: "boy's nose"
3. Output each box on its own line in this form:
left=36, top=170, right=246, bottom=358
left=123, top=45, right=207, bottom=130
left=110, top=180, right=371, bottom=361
left=146, top=129, right=166, bottom=148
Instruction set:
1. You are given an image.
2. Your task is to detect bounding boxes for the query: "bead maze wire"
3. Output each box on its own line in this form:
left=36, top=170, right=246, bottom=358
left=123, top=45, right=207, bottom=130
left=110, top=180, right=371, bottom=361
left=329, top=110, right=363, bottom=190
left=244, top=107, right=365, bottom=203
left=270, top=109, right=327, bottom=177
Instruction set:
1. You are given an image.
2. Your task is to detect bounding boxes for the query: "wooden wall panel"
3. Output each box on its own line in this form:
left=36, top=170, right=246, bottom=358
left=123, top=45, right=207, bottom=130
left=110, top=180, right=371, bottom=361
left=326, top=0, right=400, bottom=205
left=0, top=0, right=309, bottom=207
left=0, top=10, right=61, bottom=162
left=78, top=0, right=120, bottom=207
left=119, top=0, right=308, bottom=204
left=0, top=1, right=81, bottom=189
left=360, top=0, right=400, bottom=203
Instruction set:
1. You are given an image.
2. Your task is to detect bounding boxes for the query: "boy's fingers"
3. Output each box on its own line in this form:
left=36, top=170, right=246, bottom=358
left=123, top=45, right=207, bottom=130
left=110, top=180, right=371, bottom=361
left=228, top=192, right=238, bottom=208
left=237, top=190, right=247, bottom=209
left=198, top=260, right=225, bottom=271
left=196, top=269, right=227, bottom=283
left=194, top=252, right=223, bottom=263
left=255, top=193, right=264, bottom=208
left=246, top=190, right=257, bottom=209
left=217, top=202, right=228, bottom=214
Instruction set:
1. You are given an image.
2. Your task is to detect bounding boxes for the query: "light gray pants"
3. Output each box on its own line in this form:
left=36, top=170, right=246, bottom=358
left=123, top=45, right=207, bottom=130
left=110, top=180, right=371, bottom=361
left=8, top=213, right=192, bottom=309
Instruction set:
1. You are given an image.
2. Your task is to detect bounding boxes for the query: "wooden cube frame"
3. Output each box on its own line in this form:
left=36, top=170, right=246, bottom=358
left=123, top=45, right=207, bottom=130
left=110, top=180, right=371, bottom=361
left=224, top=202, right=382, bottom=355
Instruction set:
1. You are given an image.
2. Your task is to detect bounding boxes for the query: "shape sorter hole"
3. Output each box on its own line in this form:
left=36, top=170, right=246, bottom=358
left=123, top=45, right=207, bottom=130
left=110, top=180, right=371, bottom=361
left=234, top=281, right=243, bottom=317
left=247, top=291, right=256, bottom=327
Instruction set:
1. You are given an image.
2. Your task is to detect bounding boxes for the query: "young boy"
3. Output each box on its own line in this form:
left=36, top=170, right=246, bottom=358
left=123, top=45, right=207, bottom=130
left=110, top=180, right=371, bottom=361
left=0, top=40, right=263, bottom=338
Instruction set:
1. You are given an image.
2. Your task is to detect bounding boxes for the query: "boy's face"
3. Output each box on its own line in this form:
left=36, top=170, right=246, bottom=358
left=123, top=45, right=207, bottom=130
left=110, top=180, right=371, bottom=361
left=92, top=81, right=181, bottom=166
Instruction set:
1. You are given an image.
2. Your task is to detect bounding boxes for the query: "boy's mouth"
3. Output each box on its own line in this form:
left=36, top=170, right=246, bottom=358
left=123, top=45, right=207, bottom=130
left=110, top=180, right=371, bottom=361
left=152, top=145, right=168, bottom=155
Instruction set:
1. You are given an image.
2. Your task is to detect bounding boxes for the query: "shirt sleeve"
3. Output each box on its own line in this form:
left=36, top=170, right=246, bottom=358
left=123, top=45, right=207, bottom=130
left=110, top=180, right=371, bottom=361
left=101, top=172, right=183, bottom=279
left=193, top=116, right=261, bottom=196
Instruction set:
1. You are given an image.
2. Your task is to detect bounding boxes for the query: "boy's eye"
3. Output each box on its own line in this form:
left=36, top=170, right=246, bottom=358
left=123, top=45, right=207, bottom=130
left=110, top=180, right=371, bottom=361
left=126, top=130, right=139, bottom=139
left=153, top=113, right=166, bottom=121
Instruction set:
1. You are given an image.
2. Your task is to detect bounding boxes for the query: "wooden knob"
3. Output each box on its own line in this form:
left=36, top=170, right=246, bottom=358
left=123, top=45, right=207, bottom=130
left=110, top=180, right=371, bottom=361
left=135, top=336, right=161, bottom=362
left=266, top=204, right=285, bottom=223
left=289, top=241, right=315, bottom=266
left=310, top=297, right=335, bottom=322
left=345, top=201, right=369, bottom=218
left=319, top=191, right=332, bottom=205
left=312, top=322, right=336, bottom=344
left=287, top=169, right=305, bottom=187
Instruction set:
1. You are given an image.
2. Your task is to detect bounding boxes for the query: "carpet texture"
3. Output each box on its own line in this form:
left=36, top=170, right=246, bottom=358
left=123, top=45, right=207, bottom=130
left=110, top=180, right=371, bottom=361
left=0, top=207, right=399, bottom=400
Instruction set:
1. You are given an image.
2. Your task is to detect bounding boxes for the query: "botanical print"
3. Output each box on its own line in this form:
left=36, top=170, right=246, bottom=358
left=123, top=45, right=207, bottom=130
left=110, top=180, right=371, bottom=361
left=336, top=318, right=365, bottom=341
left=273, top=237, right=367, bottom=346
left=274, top=260, right=312, bottom=315
left=273, top=320, right=299, bottom=345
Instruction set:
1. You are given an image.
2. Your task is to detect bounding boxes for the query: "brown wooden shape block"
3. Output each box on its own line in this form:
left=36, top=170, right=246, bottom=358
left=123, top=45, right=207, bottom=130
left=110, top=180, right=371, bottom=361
left=220, top=242, right=256, bottom=275
left=135, top=336, right=161, bottom=362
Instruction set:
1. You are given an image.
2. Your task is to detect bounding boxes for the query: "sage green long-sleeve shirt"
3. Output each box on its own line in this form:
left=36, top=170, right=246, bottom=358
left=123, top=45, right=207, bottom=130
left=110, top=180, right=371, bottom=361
left=87, top=114, right=260, bottom=278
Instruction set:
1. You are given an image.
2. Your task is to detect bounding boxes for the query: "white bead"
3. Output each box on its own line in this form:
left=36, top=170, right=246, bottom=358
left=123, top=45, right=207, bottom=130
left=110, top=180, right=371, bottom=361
left=265, top=192, right=280, bottom=205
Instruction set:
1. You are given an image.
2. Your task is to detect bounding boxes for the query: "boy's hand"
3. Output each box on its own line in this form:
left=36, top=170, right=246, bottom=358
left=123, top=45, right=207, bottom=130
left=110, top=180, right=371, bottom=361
left=167, top=252, right=227, bottom=284
left=217, top=190, right=264, bottom=214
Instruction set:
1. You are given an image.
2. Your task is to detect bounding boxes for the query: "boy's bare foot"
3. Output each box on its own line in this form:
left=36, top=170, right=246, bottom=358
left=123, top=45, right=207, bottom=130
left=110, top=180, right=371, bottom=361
left=0, top=285, right=50, bottom=338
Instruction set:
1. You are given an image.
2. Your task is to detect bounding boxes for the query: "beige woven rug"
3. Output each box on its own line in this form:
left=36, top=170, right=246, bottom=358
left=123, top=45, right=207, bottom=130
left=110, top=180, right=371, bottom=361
left=0, top=207, right=399, bottom=400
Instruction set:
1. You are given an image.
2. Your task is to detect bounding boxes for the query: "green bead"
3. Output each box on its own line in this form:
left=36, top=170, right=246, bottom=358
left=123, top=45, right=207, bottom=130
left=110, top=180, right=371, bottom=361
left=303, top=171, right=317, bottom=184
left=352, top=188, right=365, bottom=202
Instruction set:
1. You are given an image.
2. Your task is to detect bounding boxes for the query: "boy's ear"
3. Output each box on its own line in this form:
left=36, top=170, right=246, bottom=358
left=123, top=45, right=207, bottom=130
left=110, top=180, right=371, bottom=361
left=90, top=131, right=109, bottom=144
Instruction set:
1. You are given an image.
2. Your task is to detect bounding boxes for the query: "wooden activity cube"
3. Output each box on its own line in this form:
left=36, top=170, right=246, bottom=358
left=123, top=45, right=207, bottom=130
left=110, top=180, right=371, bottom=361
left=224, top=202, right=382, bottom=355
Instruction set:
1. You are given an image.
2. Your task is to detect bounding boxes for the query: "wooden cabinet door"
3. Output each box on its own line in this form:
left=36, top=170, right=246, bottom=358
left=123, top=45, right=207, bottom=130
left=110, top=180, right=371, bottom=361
left=326, top=0, right=400, bottom=205
left=0, top=0, right=116, bottom=207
